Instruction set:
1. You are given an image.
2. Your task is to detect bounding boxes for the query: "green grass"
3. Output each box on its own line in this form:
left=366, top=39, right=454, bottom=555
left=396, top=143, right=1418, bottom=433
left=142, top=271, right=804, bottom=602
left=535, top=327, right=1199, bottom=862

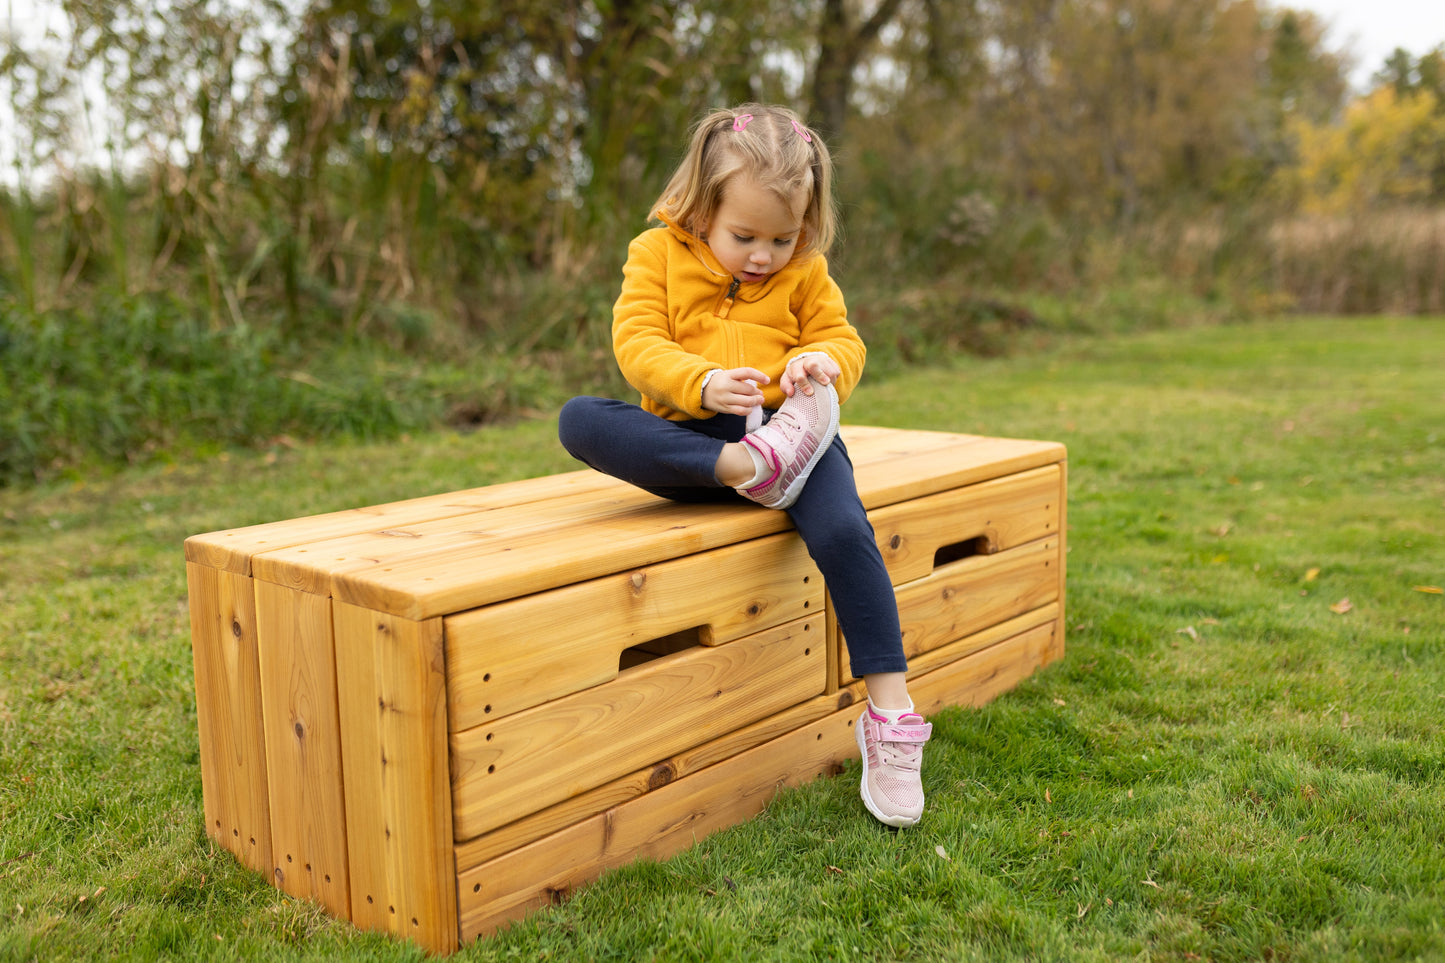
left=2, top=317, right=1442, bottom=961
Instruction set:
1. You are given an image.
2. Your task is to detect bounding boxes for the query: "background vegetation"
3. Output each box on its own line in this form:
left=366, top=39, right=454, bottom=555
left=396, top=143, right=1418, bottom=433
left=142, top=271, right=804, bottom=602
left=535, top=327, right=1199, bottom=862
left=1, top=0, right=1443, bottom=484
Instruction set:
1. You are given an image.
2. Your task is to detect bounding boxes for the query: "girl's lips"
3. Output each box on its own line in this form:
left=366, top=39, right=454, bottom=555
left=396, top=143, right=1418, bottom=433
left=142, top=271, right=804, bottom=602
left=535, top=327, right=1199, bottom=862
left=740, top=271, right=767, bottom=282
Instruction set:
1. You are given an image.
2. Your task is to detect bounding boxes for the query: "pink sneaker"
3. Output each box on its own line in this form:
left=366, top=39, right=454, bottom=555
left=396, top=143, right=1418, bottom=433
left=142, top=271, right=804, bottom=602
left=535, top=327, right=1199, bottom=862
left=855, top=704, right=932, bottom=827
left=737, top=377, right=839, bottom=510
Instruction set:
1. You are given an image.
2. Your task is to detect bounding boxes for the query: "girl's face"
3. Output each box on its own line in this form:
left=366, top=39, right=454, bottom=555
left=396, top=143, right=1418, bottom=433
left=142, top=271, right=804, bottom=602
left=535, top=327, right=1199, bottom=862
left=703, top=177, right=807, bottom=284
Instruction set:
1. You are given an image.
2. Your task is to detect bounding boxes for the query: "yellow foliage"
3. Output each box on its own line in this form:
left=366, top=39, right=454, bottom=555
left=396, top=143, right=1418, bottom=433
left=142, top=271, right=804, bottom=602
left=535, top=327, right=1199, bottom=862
left=1283, top=87, right=1445, bottom=213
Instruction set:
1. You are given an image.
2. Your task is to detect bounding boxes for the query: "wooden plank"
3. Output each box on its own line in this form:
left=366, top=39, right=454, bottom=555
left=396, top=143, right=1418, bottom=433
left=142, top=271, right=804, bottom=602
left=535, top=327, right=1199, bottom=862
left=444, top=532, right=822, bottom=728
left=452, top=604, right=1057, bottom=870
left=456, top=691, right=860, bottom=941
left=253, top=581, right=350, bottom=919
left=452, top=689, right=846, bottom=866
left=235, top=428, right=1065, bottom=621
left=1056, top=460, right=1069, bottom=661
left=450, top=614, right=827, bottom=840
left=872, top=465, right=1062, bottom=584
left=184, top=469, right=623, bottom=575
left=250, top=485, right=665, bottom=599
left=309, top=497, right=791, bottom=620
left=842, top=427, right=1065, bottom=510
left=902, top=603, right=1059, bottom=681
left=333, top=603, right=457, bottom=955
left=455, top=618, right=1062, bottom=942
left=900, top=537, right=1059, bottom=669
left=186, top=562, right=272, bottom=876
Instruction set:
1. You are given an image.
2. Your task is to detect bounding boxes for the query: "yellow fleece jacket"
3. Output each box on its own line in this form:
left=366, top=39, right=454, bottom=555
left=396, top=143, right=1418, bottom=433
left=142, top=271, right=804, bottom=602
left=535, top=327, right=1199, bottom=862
left=612, top=216, right=866, bottom=421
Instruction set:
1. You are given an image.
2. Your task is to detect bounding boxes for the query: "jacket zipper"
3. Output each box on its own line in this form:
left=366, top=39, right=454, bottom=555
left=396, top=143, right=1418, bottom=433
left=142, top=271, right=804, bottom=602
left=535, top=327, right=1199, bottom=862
left=721, top=277, right=742, bottom=364
left=719, top=277, right=740, bottom=319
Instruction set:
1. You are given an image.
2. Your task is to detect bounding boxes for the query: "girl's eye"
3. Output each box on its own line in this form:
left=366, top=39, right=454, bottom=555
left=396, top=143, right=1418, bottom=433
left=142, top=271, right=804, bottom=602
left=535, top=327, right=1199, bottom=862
left=733, top=235, right=753, bottom=243
left=775, top=238, right=795, bottom=247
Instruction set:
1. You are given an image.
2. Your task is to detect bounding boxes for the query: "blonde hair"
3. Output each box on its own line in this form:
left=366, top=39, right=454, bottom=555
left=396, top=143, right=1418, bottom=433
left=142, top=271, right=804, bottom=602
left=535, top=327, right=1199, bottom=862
left=652, top=103, right=837, bottom=258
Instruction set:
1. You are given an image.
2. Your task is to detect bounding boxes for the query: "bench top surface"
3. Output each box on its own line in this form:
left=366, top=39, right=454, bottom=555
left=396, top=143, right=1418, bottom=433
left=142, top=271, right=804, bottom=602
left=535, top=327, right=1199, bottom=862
left=186, top=425, right=1065, bottom=620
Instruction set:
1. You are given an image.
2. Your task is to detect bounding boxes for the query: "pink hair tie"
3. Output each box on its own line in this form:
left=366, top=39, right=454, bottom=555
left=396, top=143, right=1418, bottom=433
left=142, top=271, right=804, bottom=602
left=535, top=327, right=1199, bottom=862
left=791, top=119, right=812, bottom=143
left=732, top=114, right=754, bottom=132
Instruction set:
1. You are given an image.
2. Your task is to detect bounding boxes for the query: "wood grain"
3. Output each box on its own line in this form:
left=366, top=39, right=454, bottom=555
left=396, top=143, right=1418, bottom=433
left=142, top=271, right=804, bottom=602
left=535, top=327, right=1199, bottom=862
left=254, top=581, right=350, bottom=918
left=186, top=562, right=272, bottom=876
left=333, top=603, right=457, bottom=954
left=455, top=617, right=1062, bottom=942
left=450, top=614, right=827, bottom=840
left=444, top=532, right=822, bottom=728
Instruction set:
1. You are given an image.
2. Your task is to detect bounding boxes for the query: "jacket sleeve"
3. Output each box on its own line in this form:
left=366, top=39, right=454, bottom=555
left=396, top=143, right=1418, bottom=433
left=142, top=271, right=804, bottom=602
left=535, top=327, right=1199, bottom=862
left=611, top=233, right=718, bottom=419
left=787, top=256, right=867, bottom=405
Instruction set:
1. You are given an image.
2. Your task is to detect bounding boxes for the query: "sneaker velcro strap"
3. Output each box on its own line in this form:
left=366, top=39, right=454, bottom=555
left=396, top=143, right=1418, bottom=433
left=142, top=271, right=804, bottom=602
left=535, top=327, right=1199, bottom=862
left=873, top=721, right=932, bottom=743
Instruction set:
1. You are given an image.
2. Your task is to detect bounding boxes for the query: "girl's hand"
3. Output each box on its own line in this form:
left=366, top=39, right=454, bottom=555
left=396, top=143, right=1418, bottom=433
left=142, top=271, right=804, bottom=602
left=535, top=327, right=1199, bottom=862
left=703, top=367, right=770, bottom=416
left=780, top=354, right=841, bottom=397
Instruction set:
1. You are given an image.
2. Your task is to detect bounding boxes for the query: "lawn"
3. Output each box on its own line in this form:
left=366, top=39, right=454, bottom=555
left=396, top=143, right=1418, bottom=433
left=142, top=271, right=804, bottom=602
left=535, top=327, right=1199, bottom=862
left=1, top=317, right=1442, bottom=961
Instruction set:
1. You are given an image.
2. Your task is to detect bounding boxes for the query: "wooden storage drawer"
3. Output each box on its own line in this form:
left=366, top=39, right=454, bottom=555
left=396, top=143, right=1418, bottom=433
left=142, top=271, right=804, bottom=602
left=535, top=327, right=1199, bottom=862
left=450, top=613, right=826, bottom=839
left=834, top=465, right=1064, bottom=684
left=873, top=465, right=1062, bottom=583
left=443, top=532, right=822, bottom=726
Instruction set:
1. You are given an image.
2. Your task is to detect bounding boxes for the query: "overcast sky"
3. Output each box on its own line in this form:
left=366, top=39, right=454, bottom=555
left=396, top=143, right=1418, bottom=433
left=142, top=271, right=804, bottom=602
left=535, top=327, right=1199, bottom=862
left=1292, top=0, right=1445, bottom=90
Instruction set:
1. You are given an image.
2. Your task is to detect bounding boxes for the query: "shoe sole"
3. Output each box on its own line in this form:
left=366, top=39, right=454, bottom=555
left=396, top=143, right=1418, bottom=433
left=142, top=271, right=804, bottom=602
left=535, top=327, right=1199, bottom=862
left=855, top=712, right=922, bottom=828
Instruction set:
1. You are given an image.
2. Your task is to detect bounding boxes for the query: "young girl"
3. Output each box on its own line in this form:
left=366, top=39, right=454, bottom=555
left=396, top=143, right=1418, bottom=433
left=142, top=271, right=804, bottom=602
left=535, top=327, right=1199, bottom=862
left=558, top=104, right=932, bottom=828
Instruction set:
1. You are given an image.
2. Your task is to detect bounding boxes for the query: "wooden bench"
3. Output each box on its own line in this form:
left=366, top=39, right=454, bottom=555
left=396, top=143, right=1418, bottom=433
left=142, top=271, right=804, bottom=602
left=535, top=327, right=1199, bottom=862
left=184, top=425, right=1067, bottom=954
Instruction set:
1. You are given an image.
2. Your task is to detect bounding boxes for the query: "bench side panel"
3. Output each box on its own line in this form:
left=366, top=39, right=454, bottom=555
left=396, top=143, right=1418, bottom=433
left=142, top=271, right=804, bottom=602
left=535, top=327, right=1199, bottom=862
left=333, top=603, right=458, bottom=954
left=187, top=562, right=273, bottom=876
left=254, top=581, right=351, bottom=919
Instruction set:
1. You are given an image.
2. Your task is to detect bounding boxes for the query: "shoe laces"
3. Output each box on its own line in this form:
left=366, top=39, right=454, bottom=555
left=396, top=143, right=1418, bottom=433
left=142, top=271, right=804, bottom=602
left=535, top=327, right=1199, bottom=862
left=768, top=403, right=807, bottom=442
left=874, top=734, right=924, bottom=772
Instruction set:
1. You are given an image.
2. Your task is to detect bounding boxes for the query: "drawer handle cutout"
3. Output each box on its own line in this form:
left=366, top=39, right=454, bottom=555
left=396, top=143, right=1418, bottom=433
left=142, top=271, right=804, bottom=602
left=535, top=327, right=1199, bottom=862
left=934, top=535, right=992, bottom=569
left=619, top=626, right=705, bottom=672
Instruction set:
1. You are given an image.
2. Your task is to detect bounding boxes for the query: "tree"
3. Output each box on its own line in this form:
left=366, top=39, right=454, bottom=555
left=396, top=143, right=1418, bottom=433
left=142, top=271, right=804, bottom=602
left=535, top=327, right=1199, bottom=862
left=810, top=0, right=908, bottom=139
left=1281, top=84, right=1445, bottom=212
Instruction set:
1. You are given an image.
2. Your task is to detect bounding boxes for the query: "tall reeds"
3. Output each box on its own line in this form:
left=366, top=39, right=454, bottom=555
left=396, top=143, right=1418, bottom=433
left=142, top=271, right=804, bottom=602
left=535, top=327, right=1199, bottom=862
left=1263, top=209, right=1445, bottom=315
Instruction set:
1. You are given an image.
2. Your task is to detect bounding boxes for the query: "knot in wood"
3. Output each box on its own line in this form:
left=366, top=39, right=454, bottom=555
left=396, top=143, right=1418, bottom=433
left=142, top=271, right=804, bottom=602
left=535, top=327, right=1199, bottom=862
left=889, top=534, right=902, bottom=550
left=630, top=572, right=647, bottom=595
left=648, top=762, right=676, bottom=790
left=230, top=619, right=243, bottom=638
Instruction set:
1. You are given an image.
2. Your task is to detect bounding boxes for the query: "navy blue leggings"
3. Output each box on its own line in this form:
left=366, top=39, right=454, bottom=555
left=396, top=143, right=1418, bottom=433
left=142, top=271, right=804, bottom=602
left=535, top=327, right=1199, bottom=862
left=558, top=396, right=907, bottom=676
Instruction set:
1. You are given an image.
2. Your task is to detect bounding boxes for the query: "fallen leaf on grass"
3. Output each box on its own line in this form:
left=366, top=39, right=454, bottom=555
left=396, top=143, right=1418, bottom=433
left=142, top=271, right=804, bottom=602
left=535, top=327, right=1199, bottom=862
left=1304, top=568, right=1320, bottom=582
left=1330, top=598, right=1353, bottom=614
left=934, top=846, right=950, bottom=862
left=1045, top=788, right=1052, bottom=803
left=826, top=865, right=846, bottom=875
left=1141, top=878, right=1160, bottom=889
left=1177, top=625, right=1199, bottom=641
left=1413, top=585, right=1443, bottom=595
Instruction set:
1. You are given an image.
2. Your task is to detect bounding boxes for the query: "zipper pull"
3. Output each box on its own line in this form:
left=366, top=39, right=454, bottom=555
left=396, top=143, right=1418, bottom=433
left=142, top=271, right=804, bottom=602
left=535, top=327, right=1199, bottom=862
left=726, top=277, right=740, bottom=301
